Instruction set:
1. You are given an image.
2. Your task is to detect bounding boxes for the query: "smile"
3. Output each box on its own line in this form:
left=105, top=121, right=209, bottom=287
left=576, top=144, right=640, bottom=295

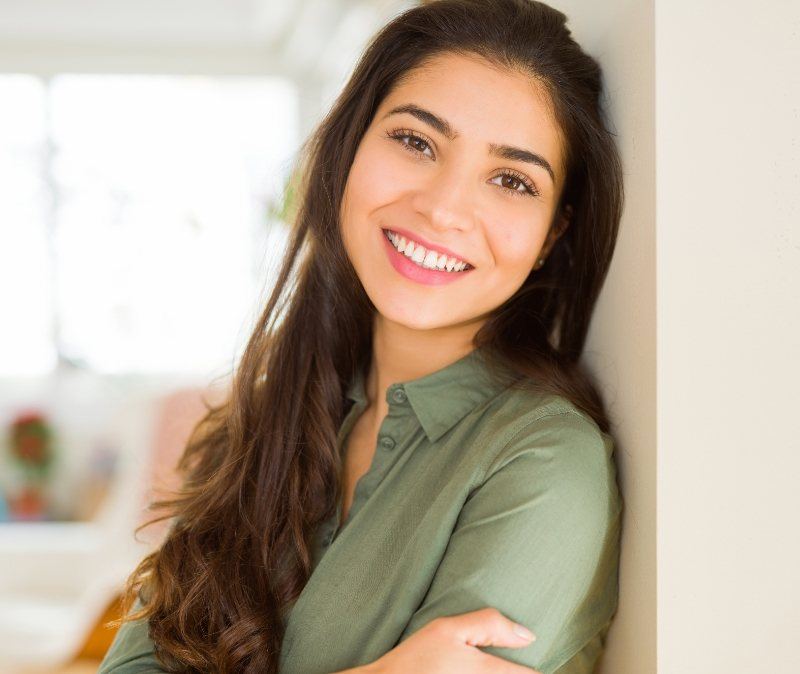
left=383, top=229, right=473, bottom=272
left=380, top=228, right=475, bottom=287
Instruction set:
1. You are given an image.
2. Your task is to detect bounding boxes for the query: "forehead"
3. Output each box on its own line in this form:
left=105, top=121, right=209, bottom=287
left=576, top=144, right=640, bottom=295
left=379, top=52, right=565, bottom=188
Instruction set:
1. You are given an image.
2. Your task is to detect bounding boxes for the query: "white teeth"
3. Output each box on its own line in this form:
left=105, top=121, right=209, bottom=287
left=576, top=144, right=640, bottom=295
left=385, top=230, right=470, bottom=272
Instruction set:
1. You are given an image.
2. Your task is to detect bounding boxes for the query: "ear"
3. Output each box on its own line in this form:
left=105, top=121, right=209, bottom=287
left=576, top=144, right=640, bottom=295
left=554, top=203, right=572, bottom=238
left=541, top=203, right=573, bottom=258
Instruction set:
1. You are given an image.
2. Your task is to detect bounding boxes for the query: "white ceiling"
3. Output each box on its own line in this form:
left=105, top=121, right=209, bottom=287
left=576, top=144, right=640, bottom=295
left=0, top=0, right=334, bottom=45
left=0, top=0, right=415, bottom=78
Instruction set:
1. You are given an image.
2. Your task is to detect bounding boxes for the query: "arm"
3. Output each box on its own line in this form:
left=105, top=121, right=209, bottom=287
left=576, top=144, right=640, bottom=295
left=98, top=598, right=168, bottom=674
left=394, top=410, right=623, bottom=674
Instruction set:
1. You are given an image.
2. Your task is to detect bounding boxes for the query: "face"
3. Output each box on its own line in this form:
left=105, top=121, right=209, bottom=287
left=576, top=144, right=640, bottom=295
left=340, top=52, right=569, bottom=332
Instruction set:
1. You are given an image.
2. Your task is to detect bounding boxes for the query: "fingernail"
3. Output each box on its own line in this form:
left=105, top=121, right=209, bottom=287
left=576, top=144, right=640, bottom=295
left=513, top=623, right=536, bottom=641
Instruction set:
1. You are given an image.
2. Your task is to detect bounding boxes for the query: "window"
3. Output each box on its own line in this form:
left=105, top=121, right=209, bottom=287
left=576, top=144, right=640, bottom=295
left=0, top=73, right=298, bottom=377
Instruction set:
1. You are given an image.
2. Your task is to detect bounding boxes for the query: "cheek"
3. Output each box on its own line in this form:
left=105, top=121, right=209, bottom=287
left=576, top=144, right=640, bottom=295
left=346, top=141, right=404, bottom=212
left=341, top=150, right=383, bottom=249
left=489, top=223, right=543, bottom=270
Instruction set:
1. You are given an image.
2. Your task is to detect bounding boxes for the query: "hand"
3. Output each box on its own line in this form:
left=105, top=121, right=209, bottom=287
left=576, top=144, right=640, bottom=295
left=363, top=607, right=541, bottom=674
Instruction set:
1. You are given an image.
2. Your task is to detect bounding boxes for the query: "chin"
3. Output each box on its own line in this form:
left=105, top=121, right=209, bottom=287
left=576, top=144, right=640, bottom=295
left=376, top=302, right=449, bottom=331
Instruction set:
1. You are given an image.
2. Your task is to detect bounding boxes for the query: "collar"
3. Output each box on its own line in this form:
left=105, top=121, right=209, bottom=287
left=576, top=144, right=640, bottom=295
left=345, top=347, right=518, bottom=443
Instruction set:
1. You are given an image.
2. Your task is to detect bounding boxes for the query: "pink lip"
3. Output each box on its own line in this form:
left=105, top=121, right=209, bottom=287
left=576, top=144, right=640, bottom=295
left=380, top=229, right=474, bottom=286
left=386, top=226, right=473, bottom=267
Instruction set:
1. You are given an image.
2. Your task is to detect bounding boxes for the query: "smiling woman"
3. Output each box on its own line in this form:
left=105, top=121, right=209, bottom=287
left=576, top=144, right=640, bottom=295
left=98, top=1, right=624, bottom=674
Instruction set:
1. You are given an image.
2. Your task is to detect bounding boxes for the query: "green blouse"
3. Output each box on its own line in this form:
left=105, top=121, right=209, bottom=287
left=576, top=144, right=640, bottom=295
left=98, top=348, right=622, bottom=674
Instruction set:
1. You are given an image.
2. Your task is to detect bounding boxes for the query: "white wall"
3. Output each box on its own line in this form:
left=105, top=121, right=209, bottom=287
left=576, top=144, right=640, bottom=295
left=657, top=0, right=800, bottom=672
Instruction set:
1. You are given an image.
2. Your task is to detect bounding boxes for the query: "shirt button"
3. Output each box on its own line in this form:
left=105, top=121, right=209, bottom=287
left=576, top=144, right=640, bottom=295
left=379, top=435, right=396, bottom=450
left=391, top=388, right=407, bottom=404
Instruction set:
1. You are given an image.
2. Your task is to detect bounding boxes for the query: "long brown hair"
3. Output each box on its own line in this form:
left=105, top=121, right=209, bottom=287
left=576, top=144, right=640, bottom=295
left=108, top=1, right=624, bottom=671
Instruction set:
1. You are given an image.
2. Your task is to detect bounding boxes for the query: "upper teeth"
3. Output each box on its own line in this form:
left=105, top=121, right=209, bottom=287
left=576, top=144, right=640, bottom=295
left=385, top=230, right=470, bottom=272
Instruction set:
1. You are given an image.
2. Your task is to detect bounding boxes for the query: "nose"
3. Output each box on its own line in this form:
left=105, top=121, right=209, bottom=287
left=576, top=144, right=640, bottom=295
left=410, top=161, right=477, bottom=235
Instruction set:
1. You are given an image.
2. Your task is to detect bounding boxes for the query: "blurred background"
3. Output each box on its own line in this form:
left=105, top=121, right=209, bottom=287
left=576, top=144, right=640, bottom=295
left=0, top=1, right=418, bottom=671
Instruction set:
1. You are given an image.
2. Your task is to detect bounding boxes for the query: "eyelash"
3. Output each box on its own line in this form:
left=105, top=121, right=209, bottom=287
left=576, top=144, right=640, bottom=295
left=385, top=127, right=540, bottom=199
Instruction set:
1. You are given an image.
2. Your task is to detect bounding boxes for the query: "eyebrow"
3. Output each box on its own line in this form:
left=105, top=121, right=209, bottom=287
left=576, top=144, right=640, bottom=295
left=380, top=103, right=556, bottom=185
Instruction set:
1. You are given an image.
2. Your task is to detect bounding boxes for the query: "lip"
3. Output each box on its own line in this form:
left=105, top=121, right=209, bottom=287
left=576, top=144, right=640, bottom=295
left=384, top=226, right=473, bottom=268
left=380, top=228, right=475, bottom=286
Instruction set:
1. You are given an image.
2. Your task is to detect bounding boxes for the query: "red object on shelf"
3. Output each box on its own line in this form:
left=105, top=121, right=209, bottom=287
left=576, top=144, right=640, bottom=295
left=9, top=484, right=48, bottom=520
left=10, top=409, right=54, bottom=473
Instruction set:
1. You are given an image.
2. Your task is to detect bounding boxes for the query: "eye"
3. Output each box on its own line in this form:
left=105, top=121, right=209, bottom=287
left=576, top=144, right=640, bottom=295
left=385, top=127, right=540, bottom=199
left=386, top=128, right=434, bottom=159
left=489, top=170, right=540, bottom=199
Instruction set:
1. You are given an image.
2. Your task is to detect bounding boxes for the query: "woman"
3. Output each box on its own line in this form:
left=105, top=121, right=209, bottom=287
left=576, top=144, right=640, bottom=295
left=99, top=0, right=624, bottom=672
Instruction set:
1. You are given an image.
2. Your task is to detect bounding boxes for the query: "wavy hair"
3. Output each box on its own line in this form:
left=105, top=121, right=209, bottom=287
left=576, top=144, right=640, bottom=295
left=107, top=1, right=624, bottom=671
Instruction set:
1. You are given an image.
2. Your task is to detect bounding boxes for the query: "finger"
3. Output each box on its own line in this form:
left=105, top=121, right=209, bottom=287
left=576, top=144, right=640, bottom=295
left=445, top=607, right=537, bottom=649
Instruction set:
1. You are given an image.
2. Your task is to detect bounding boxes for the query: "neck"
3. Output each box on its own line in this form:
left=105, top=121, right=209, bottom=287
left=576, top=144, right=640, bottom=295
left=361, top=313, right=483, bottom=429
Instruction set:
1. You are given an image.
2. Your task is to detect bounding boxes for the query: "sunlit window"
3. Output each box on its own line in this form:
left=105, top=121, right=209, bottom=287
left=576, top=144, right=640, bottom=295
left=0, top=73, right=297, bottom=377
left=0, top=76, right=54, bottom=375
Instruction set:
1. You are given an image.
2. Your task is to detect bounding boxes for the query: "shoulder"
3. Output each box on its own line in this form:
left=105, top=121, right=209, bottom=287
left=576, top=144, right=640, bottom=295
left=489, top=384, right=613, bottom=461
left=482, top=388, right=620, bottom=516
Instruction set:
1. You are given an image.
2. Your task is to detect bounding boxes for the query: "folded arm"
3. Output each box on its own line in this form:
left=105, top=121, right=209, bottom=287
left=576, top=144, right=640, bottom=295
left=394, top=410, right=623, bottom=674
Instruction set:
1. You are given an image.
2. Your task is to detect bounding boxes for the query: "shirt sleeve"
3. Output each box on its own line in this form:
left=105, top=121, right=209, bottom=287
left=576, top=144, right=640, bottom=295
left=98, top=597, right=169, bottom=674
left=394, top=409, right=623, bottom=674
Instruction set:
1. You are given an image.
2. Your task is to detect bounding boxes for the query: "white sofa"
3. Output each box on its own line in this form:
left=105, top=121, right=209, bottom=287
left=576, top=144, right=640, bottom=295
left=0, top=373, right=216, bottom=671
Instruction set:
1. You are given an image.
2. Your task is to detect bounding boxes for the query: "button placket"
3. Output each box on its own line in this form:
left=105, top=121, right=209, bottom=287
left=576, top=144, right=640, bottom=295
left=326, top=388, right=413, bottom=545
left=391, top=386, right=408, bottom=404
left=379, top=385, right=408, bottom=453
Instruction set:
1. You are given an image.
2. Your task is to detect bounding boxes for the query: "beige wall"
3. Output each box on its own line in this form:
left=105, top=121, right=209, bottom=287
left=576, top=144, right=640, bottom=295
left=553, top=1, right=658, bottom=673
left=556, top=0, right=800, bottom=672
left=657, top=1, right=800, bottom=672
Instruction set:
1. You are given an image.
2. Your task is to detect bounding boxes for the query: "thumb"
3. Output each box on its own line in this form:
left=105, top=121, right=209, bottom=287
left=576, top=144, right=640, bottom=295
left=447, top=607, right=537, bottom=649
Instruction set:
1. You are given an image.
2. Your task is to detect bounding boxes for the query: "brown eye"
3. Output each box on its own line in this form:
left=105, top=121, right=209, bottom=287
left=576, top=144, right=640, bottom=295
left=386, top=128, right=434, bottom=159
left=490, top=171, right=539, bottom=198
